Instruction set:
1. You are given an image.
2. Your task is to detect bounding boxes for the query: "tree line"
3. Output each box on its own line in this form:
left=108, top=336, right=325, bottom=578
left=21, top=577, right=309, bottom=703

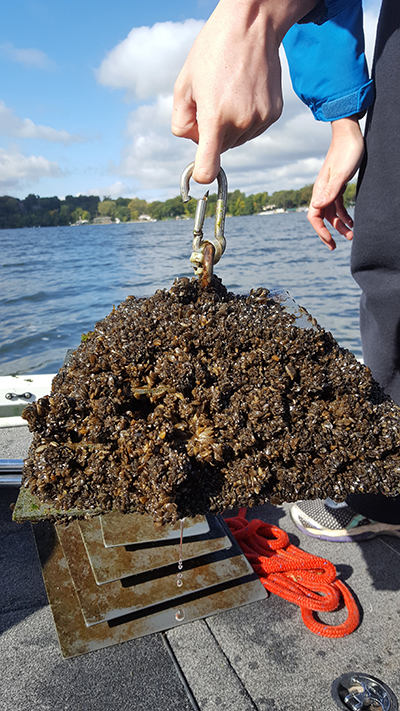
left=0, top=184, right=356, bottom=229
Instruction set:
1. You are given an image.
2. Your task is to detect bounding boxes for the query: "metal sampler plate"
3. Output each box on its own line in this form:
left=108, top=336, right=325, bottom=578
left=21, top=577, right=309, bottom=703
left=78, top=515, right=231, bottom=584
left=12, top=485, right=102, bottom=523
left=33, top=520, right=266, bottom=658
left=100, top=511, right=210, bottom=546
left=57, top=518, right=254, bottom=626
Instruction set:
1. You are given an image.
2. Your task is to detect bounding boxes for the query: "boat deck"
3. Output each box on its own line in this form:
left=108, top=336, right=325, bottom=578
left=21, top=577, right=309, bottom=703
left=2, top=424, right=400, bottom=711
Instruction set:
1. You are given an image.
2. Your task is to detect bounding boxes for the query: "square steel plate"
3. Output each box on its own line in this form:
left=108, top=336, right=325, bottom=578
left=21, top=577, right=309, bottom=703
left=32, top=518, right=267, bottom=658
left=78, top=515, right=232, bottom=584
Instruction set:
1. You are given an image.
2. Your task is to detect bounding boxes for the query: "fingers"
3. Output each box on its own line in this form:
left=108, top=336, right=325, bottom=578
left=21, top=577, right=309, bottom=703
left=193, top=108, right=280, bottom=183
left=171, top=97, right=226, bottom=185
left=172, top=74, right=224, bottom=184
left=308, top=205, right=337, bottom=251
left=171, top=82, right=199, bottom=143
left=192, top=124, right=224, bottom=183
left=228, top=117, right=274, bottom=150
left=325, top=196, right=354, bottom=241
left=335, top=198, right=354, bottom=230
left=308, top=199, right=354, bottom=251
left=308, top=174, right=339, bottom=249
left=305, top=116, right=363, bottom=248
left=193, top=119, right=266, bottom=183
left=190, top=118, right=264, bottom=184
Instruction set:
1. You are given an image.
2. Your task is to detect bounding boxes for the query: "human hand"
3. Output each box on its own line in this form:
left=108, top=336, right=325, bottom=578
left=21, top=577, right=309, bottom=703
left=308, top=116, right=365, bottom=250
left=172, top=0, right=318, bottom=184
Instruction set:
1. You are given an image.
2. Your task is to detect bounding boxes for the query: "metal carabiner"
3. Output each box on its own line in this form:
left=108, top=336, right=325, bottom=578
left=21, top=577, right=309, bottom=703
left=180, top=161, right=227, bottom=286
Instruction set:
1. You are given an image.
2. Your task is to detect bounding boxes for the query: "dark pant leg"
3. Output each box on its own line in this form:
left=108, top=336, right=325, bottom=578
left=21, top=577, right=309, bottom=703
left=351, top=0, right=400, bottom=403
left=346, top=492, right=400, bottom=525
left=348, top=0, right=400, bottom=524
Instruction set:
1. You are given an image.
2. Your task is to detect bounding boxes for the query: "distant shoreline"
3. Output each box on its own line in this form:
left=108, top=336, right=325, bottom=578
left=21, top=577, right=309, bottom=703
left=0, top=183, right=356, bottom=229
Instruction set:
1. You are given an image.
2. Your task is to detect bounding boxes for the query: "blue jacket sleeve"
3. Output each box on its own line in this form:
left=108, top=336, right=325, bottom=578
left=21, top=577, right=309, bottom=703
left=282, top=0, right=374, bottom=121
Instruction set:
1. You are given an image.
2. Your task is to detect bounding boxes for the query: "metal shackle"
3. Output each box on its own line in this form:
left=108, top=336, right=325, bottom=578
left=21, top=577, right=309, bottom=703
left=180, top=162, right=228, bottom=277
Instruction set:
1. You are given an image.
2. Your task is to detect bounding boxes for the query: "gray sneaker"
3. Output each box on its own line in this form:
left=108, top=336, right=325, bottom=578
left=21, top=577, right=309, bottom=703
left=290, top=498, right=400, bottom=542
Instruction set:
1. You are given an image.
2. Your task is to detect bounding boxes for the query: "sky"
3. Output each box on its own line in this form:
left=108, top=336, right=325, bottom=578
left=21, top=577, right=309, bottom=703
left=0, top=0, right=381, bottom=203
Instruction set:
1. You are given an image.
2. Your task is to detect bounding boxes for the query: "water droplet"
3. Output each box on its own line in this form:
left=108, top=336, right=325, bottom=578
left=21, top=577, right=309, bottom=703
left=176, top=517, right=185, bottom=588
left=178, top=518, right=185, bottom=566
left=175, top=608, right=185, bottom=621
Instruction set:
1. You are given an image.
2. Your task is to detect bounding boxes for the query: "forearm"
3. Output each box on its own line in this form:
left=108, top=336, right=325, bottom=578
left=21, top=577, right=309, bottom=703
left=313, top=115, right=364, bottom=208
left=330, top=115, right=363, bottom=143
left=206, top=0, right=320, bottom=43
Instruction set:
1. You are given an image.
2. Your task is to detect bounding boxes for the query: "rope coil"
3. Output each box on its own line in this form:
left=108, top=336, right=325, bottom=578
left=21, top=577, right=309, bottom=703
left=226, top=509, right=360, bottom=638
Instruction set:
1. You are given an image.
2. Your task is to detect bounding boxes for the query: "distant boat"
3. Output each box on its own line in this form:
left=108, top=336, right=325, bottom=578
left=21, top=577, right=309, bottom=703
left=71, top=218, right=89, bottom=226
left=258, top=207, right=308, bottom=215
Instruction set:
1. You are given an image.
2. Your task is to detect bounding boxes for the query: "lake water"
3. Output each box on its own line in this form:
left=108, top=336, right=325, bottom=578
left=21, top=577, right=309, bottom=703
left=0, top=212, right=362, bottom=376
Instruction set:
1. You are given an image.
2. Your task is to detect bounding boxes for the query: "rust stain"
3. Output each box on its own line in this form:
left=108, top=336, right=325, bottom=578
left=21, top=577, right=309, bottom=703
left=100, top=512, right=209, bottom=547
left=78, top=515, right=231, bottom=585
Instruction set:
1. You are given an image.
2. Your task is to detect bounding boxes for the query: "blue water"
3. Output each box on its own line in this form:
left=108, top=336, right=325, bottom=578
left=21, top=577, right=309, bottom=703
left=0, top=213, right=362, bottom=376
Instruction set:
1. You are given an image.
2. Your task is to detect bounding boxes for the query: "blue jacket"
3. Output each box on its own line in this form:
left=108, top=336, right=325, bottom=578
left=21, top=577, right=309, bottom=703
left=283, top=0, right=375, bottom=121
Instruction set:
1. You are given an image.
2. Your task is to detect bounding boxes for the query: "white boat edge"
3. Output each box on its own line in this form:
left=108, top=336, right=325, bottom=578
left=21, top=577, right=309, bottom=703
left=0, top=373, right=55, bottom=428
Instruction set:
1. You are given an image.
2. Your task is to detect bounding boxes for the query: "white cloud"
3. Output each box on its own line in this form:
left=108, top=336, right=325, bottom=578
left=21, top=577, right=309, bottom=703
left=114, top=94, right=193, bottom=190
left=363, top=0, right=381, bottom=16
left=85, top=181, right=133, bottom=199
left=0, top=101, right=84, bottom=144
left=97, top=19, right=204, bottom=100
left=363, top=8, right=379, bottom=69
left=222, top=155, right=325, bottom=196
left=0, top=42, right=55, bottom=69
left=0, top=145, right=62, bottom=191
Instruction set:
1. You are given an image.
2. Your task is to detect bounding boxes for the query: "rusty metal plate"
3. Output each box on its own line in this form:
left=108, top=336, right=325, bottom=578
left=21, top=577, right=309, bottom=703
left=12, top=485, right=102, bottom=523
left=78, top=515, right=232, bottom=585
left=100, top=511, right=209, bottom=547
left=12, top=488, right=208, bottom=539
left=33, top=520, right=266, bottom=658
left=57, top=519, right=255, bottom=627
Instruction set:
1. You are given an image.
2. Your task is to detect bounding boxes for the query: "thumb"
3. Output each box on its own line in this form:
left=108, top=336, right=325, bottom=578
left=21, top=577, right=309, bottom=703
left=312, top=175, right=346, bottom=208
left=171, top=95, right=199, bottom=143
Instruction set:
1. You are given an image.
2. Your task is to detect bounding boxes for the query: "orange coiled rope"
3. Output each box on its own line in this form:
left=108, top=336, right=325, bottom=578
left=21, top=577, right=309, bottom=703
left=225, top=508, right=360, bottom=638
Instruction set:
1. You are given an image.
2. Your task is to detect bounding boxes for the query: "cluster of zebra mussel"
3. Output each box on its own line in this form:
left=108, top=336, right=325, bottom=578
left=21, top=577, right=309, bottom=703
left=22, top=275, right=400, bottom=525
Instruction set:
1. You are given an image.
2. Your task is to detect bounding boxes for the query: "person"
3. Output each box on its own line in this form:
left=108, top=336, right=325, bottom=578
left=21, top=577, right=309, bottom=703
left=172, top=0, right=400, bottom=541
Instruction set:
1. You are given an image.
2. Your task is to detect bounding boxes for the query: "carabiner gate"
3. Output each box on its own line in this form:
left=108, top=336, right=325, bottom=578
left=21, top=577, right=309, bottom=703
left=180, top=161, right=228, bottom=287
